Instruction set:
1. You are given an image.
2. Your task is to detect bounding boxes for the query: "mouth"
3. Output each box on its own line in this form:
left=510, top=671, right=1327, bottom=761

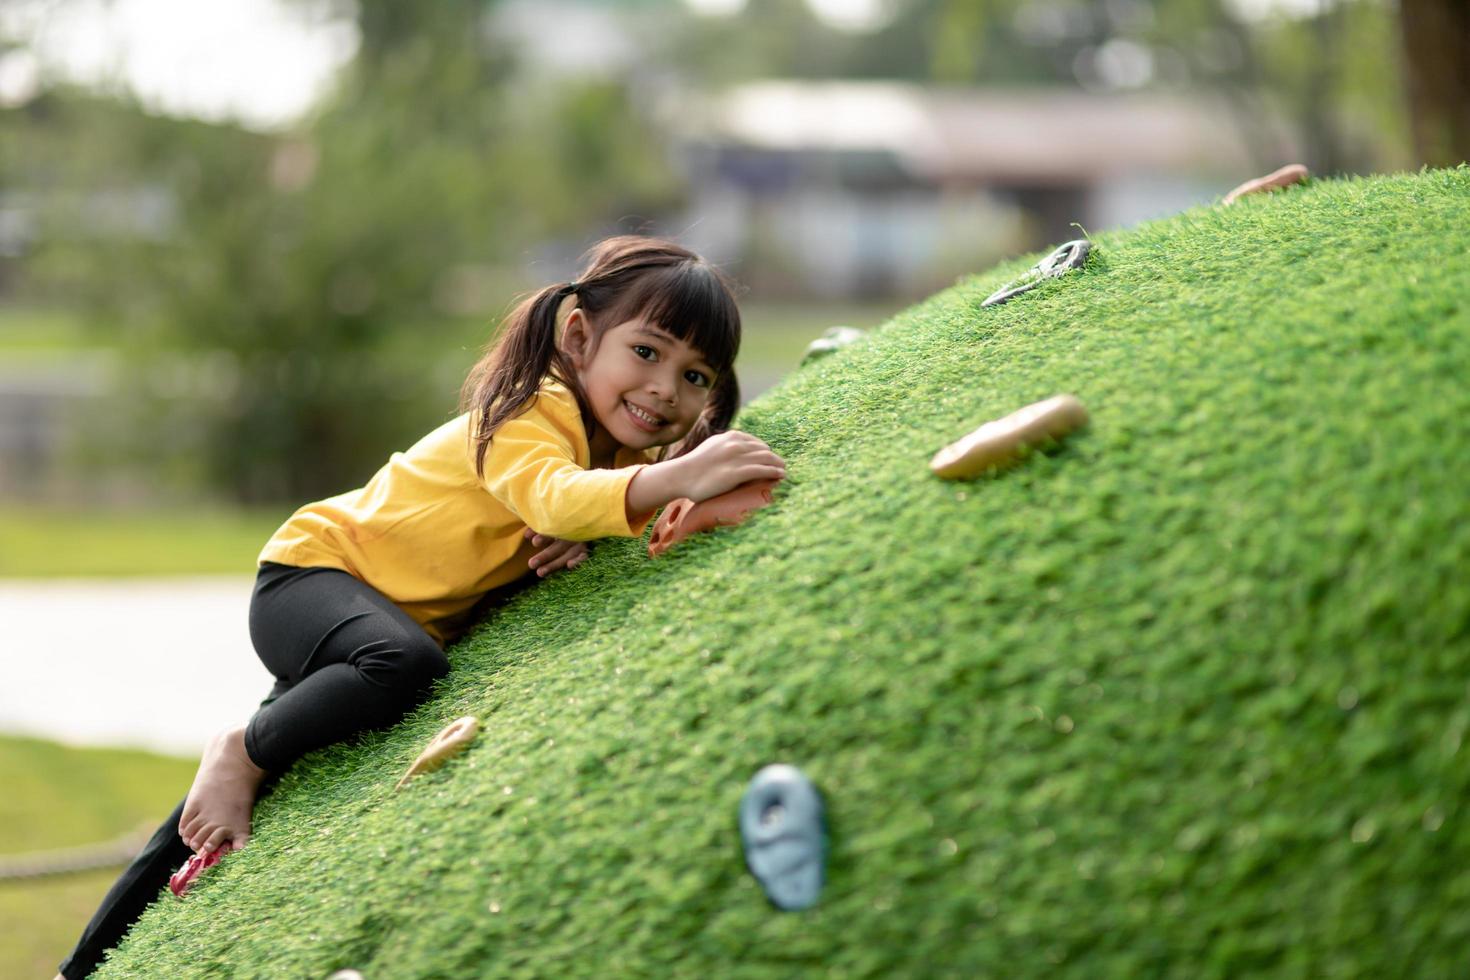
left=623, top=400, right=667, bottom=432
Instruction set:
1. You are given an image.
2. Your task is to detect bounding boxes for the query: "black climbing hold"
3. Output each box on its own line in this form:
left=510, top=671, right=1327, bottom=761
left=981, top=238, right=1092, bottom=307
left=740, top=764, right=827, bottom=911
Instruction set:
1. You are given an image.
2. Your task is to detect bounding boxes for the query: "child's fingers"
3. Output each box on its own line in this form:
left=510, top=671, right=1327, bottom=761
left=730, top=445, right=785, bottom=468
left=736, top=450, right=786, bottom=476
left=732, top=463, right=786, bottom=488
left=535, top=544, right=589, bottom=577
left=529, top=539, right=577, bottom=568
left=542, top=551, right=586, bottom=576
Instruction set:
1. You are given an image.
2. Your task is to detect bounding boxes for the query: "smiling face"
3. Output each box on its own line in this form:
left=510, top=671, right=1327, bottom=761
left=562, top=310, right=718, bottom=460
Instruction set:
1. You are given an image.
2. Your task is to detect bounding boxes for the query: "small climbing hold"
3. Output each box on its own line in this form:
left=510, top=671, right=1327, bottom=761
left=326, top=971, right=366, bottom=980
left=1223, top=163, right=1308, bottom=205
left=169, top=847, right=225, bottom=897
left=648, top=479, right=779, bottom=558
left=800, top=325, right=866, bottom=365
left=740, top=764, right=827, bottom=911
left=395, top=716, right=480, bottom=790
left=981, top=239, right=1091, bottom=308
left=930, top=394, right=1089, bottom=479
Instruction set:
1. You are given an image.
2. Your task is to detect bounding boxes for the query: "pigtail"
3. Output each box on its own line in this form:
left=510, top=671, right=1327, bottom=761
left=462, top=235, right=743, bottom=474
left=461, top=281, right=580, bottom=478
left=660, top=367, right=741, bottom=462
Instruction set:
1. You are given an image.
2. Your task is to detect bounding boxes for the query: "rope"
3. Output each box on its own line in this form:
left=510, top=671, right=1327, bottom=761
left=0, top=827, right=153, bottom=881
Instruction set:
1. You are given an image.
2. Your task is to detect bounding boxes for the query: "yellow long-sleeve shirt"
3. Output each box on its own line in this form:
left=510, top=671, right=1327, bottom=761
left=258, top=380, right=657, bottom=646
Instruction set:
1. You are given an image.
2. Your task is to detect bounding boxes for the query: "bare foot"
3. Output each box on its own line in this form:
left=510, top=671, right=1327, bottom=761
left=178, top=726, right=268, bottom=856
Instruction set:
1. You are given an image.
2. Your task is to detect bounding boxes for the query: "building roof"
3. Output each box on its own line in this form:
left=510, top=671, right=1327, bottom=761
left=676, top=81, right=1297, bottom=185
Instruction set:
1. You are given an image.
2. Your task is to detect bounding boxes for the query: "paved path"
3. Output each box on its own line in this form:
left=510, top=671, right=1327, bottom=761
left=0, top=578, right=271, bottom=757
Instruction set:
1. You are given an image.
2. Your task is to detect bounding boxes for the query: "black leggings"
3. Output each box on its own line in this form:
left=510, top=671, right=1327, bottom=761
left=58, top=562, right=449, bottom=979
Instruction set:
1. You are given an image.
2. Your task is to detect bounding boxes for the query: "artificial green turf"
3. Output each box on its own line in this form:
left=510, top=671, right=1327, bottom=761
left=97, top=167, right=1470, bottom=977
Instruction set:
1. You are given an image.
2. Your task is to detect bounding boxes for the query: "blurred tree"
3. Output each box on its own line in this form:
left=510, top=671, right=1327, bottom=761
left=8, top=0, right=679, bottom=504
left=1398, top=0, right=1470, bottom=166
left=668, top=0, right=1413, bottom=172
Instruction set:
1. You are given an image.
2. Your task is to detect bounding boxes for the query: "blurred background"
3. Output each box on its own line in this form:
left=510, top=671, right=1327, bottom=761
left=0, top=0, right=1464, bottom=973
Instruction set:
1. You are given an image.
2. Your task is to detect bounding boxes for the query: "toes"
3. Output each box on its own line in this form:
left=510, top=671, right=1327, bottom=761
left=199, top=827, right=229, bottom=856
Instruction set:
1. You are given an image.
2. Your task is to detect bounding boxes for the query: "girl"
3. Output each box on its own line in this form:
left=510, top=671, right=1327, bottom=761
left=57, top=236, right=787, bottom=979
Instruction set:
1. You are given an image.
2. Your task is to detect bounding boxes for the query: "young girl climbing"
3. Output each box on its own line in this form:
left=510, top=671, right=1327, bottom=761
left=57, top=236, right=787, bottom=980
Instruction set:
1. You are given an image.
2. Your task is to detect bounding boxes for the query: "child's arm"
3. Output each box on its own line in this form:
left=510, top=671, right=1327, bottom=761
left=482, top=397, right=671, bottom=540
left=625, top=430, right=787, bottom=521
left=481, top=390, right=784, bottom=539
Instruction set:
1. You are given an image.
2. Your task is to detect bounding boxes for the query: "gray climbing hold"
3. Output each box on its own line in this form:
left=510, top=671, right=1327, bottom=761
left=981, top=238, right=1092, bottom=307
left=740, top=764, right=827, bottom=910
left=800, top=325, right=865, bottom=365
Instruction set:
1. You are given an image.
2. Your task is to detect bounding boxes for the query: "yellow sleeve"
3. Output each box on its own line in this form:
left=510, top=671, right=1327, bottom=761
left=479, top=394, right=655, bottom=541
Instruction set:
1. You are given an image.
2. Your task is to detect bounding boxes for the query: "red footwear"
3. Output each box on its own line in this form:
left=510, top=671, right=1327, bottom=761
left=169, top=847, right=225, bottom=897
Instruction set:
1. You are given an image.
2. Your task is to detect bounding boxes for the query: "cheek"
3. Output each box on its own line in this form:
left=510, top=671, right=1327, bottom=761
left=679, top=391, right=710, bottom=422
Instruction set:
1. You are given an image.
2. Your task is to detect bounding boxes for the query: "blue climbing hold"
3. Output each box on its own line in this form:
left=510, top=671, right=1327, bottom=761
left=740, top=764, right=827, bottom=910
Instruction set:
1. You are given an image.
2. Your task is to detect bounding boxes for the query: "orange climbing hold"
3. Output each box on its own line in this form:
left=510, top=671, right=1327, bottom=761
left=648, top=479, right=779, bottom=558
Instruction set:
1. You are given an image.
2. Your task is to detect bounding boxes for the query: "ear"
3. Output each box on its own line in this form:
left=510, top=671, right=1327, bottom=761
left=561, top=308, right=592, bottom=370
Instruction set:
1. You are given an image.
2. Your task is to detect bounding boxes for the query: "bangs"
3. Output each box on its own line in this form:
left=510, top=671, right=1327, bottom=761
left=600, top=262, right=741, bottom=373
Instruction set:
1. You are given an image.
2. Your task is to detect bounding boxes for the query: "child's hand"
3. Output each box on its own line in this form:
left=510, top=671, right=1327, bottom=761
left=524, top=527, right=590, bottom=577
left=675, top=430, right=787, bottom=502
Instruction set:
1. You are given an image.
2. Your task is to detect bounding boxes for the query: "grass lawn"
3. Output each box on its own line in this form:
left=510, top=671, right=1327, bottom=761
left=0, top=737, right=195, bottom=978
left=0, top=506, right=289, bottom=578
left=59, top=167, right=1470, bottom=976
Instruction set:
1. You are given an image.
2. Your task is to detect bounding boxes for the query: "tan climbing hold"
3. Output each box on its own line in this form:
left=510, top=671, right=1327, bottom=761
left=930, top=394, right=1088, bottom=479
left=1223, top=164, right=1308, bottom=205
left=648, top=479, right=779, bottom=558
left=395, top=716, right=480, bottom=790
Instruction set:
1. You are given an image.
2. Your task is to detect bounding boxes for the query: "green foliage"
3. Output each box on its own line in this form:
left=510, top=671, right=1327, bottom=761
left=5, top=4, right=680, bottom=503
left=95, top=168, right=1470, bottom=977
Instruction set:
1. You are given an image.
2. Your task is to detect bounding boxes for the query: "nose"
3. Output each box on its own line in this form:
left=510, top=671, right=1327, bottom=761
left=646, top=368, right=678, bottom=405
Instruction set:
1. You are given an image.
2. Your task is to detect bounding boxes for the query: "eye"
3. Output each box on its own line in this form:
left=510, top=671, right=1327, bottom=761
left=633, top=344, right=656, bottom=360
left=685, top=370, right=711, bottom=388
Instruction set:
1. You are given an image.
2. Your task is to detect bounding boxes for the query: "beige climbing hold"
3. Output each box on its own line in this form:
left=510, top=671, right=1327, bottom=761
left=930, top=395, right=1088, bottom=479
left=395, top=716, right=480, bottom=790
left=1223, top=164, right=1308, bottom=205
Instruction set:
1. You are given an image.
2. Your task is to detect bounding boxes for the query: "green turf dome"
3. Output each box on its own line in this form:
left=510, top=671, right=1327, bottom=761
left=101, top=167, right=1470, bottom=978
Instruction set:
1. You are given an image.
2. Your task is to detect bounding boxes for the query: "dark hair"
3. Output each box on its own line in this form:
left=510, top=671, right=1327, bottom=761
left=460, top=235, right=742, bottom=477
